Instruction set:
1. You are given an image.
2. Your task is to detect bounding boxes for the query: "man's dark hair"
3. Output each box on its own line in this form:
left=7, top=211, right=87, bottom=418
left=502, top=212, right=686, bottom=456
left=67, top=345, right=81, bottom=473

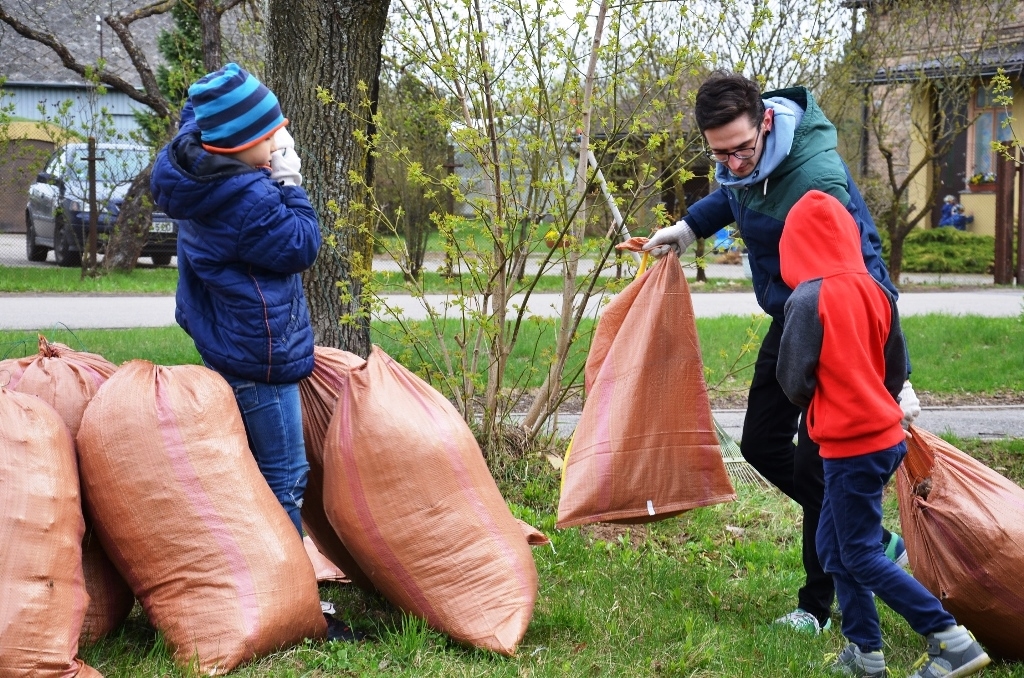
left=694, top=70, right=764, bottom=133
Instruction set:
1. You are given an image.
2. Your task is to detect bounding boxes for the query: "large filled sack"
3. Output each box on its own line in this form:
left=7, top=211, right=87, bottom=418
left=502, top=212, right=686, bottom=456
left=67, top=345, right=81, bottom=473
left=0, top=336, right=117, bottom=436
left=322, top=346, right=538, bottom=655
left=77, top=361, right=326, bottom=674
left=298, top=346, right=374, bottom=590
left=0, top=388, right=100, bottom=677
left=0, top=337, right=134, bottom=644
left=557, top=255, right=735, bottom=528
left=896, top=425, right=1024, bottom=660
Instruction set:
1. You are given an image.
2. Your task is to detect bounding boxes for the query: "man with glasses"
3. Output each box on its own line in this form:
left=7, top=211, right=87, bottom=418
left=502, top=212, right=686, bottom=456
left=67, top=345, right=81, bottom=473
left=643, top=70, right=921, bottom=635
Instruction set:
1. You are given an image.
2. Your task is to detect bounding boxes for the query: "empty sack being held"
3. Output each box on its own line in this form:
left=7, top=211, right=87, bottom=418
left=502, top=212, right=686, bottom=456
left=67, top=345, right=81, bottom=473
left=322, top=346, right=538, bottom=655
left=76, top=361, right=325, bottom=675
left=897, top=425, right=1024, bottom=660
left=557, top=254, right=735, bottom=528
left=0, top=387, right=100, bottom=677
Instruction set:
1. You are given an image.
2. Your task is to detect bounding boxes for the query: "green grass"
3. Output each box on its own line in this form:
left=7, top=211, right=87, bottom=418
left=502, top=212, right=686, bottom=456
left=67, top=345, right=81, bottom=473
left=3, top=314, right=1021, bottom=399
left=372, top=269, right=752, bottom=295
left=0, top=264, right=751, bottom=296
left=0, top=265, right=179, bottom=294
left=76, top=438, right=1024, bottom=677
left=5, top=321, right=1022, bottom=676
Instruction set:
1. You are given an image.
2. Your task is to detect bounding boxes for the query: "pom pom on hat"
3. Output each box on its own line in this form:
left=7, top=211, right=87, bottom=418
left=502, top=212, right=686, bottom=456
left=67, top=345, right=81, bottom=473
left=188, top=63, right=287, bottom=153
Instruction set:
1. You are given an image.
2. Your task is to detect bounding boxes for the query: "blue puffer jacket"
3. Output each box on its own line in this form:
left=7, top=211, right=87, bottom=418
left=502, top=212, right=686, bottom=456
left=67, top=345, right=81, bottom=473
left=150, top=102, right=321, bottom=383
left=683, top=87, right=895, bottom=320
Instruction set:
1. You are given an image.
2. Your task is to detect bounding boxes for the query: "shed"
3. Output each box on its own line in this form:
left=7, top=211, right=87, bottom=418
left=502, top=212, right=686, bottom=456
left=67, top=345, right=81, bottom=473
left=0, top=120, right=73, bottom=232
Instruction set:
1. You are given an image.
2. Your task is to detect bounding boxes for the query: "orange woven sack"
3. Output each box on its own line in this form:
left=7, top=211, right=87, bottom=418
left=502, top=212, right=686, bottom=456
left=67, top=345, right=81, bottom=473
left=0, top=388, right=100, bottom=678
left=76, top=361, right=326, bottom=674
left=896, top=425, right=1024, bottom=660
left=303, top=536, right=349, bottom=583
left=298, top=346, right=374, bottom=590
left=322, top=346, right=538, bottom=655
left=0, top=336, right=117, bottom=436
left=0, top=337, right=135, bottom=644
left=557, top=255, right=735, bottom=528
left=80, top=529, right=135, bottom=645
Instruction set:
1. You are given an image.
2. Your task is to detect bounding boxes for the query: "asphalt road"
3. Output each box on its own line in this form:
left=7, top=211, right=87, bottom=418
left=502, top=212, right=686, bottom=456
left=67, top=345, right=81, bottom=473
left=2, top=232, right=1021, bottom=440
left=1, top=288, right=1021, bottom=330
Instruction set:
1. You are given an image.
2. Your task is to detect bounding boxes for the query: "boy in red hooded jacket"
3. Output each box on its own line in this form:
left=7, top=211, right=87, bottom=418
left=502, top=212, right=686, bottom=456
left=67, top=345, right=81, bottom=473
left=776, top=190, right=988, bottom=678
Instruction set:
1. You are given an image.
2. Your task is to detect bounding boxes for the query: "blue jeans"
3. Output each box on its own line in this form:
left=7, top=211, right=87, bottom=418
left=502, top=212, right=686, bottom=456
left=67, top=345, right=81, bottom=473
left=220, top=375, right=308, bottom=536
left=818, top=442, right=956, bottom=651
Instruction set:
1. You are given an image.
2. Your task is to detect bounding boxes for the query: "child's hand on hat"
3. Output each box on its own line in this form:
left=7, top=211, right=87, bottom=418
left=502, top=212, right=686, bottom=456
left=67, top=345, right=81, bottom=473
left=270, top=128, right=302, bottom=186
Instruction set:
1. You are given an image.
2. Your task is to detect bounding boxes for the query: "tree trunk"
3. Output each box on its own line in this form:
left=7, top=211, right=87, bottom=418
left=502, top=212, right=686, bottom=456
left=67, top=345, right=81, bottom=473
left=197, top=0, right=223, bottom=71
left=887, top=222, right=904, bottom=286
left=103, top=166, right=154, bottom=272
left=266, top=0, right=390, bottom=357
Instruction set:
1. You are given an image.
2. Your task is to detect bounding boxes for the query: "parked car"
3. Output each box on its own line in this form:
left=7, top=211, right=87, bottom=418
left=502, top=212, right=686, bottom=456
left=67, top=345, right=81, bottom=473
left=25, top=143, right=176, bottom=267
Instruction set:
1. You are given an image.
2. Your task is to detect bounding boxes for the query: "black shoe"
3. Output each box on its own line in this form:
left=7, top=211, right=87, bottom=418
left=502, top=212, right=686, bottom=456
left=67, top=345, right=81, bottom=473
left=324, top=613, right=366, bottom=642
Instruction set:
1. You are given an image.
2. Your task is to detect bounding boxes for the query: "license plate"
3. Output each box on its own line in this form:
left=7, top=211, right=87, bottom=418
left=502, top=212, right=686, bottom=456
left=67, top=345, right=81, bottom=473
left=150, top=221, right=174, bottom=234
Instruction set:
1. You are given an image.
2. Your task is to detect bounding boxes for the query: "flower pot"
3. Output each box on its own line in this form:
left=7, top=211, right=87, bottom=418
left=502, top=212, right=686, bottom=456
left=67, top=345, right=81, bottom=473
left=968, top=183, right=996, bottom=193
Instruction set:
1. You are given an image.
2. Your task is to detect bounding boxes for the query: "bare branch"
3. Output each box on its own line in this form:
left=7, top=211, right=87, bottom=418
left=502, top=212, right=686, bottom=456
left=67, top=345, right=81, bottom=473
left=0, top=3, right=173, bottom=118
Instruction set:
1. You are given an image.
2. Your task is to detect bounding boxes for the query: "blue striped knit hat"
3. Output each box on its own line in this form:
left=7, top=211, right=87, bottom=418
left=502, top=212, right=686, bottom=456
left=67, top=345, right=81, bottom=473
left=188, top=63, right=288, bottom=153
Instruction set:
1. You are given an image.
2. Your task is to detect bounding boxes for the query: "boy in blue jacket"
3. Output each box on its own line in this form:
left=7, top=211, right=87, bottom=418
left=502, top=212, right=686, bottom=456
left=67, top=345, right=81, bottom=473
left=151, top=63, right=320, bottom=539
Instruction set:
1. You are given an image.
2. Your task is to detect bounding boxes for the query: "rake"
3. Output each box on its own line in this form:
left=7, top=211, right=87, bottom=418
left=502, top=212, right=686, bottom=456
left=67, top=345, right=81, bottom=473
left=713, top=416, right=771, bottom=487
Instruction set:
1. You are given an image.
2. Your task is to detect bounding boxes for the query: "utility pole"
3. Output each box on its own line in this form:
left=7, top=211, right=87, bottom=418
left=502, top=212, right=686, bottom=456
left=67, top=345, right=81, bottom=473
left=84, top=137, right=99, bottom=278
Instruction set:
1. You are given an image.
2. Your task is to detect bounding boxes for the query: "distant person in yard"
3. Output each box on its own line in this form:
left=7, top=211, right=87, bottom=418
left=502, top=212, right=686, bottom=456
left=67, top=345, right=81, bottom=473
left=642, top=70, right=921, bottom=634
left=776, top=190, right=989, bottom=678
left=149, top=65, right=361, bottom=643
left=938, top=194, right=972, bottom=231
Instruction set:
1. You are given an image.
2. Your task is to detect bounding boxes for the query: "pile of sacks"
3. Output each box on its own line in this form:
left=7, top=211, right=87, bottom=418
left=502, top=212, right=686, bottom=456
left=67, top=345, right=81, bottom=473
left=0, top=337, right=539, bottom=676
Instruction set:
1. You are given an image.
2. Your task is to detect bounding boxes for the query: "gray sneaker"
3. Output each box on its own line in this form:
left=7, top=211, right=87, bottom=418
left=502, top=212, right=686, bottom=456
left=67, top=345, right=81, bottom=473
left=908, top=626, right=990, bottom=678
left=830, top=643, right=886, bottom=677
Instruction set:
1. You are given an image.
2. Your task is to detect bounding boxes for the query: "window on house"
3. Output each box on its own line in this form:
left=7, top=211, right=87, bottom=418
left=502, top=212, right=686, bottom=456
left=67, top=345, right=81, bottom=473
left=971, top=87, right=1013, bottom=178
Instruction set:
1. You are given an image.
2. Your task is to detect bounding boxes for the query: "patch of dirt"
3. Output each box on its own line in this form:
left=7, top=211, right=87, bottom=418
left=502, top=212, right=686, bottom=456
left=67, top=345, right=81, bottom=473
left=579, top=522, right=649, bottom=548
left=915, top=390, right=1024, bottom=407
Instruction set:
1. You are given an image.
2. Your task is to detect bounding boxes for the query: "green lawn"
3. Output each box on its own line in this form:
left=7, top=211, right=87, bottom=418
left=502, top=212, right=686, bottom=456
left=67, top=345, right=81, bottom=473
left=4, top=319, right=1022, bottom=677
left=3, top=314, right=1021, bottom=398
left=77, top=436, right=1024, bottom=677
left=0, top=264, right=752, bottom=295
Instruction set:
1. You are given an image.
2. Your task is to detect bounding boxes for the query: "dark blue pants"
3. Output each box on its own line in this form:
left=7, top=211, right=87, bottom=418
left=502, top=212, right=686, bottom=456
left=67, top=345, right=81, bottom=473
left=741, top=319, right=833, bottom=622
left=741, top=320, right=901, bottom=625
left=819, top=442, right=956, bottom=651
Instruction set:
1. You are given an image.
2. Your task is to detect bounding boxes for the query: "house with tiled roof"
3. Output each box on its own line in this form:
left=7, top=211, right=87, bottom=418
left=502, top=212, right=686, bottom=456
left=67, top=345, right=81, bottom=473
left=847, top=0, right=1024, bottom=239
left=0, top=1, right=172, bottom=139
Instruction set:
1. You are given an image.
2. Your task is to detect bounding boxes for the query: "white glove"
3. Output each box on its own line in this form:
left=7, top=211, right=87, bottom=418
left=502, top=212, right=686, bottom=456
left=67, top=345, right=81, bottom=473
left=641, top=221, right=697, bottom=258
left=270, top=146, right=302, bottom=186
left=898, top=380, right=921, bottom=430
left=273, top=126, right=295, bottom=152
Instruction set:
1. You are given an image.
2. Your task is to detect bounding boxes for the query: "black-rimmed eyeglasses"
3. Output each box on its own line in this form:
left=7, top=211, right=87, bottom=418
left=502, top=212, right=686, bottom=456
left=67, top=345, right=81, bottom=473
left=704, top=125, right=762, bottom=163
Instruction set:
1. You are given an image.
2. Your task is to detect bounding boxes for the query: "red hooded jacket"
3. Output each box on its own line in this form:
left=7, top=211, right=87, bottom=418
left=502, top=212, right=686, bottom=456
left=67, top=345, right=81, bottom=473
left=777, top=190, right=907, bottom=459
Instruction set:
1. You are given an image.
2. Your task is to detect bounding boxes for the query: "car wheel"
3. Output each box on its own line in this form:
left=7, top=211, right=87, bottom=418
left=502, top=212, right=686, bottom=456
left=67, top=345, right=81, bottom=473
left=53, top=217, right=82, bottom=268
left=25, top=214, right=48, bottom=262
left=151, top=254, right=172, bottom=266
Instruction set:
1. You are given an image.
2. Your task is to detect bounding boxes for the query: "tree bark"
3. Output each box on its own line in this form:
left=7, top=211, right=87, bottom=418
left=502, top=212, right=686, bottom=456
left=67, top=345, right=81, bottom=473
left=266, top=0, right=390, bottom=357
left=103, top=166, right=153, bottom=271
